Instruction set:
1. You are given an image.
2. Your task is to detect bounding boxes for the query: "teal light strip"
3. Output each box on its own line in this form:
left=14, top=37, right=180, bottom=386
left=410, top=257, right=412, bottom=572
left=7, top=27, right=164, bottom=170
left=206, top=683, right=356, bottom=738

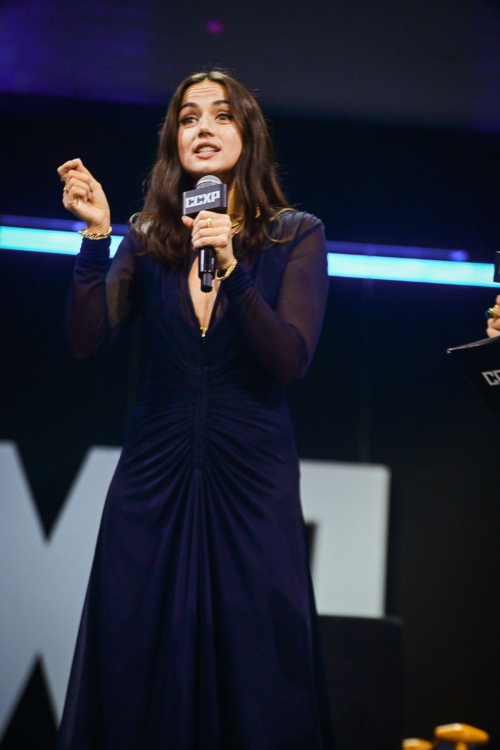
left=0, top=226, right=122, bottom=256
left=327, top=253, right=500, bottom=288
left=1, top=225, right=498, bottom=288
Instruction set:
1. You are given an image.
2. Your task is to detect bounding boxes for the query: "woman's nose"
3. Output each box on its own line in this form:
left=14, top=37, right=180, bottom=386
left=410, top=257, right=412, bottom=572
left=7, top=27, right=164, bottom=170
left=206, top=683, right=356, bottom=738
left=196, top=115, right=214, bottom=136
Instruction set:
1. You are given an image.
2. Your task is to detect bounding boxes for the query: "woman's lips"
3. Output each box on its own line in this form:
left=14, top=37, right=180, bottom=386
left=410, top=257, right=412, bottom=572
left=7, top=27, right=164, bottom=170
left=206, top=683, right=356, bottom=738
left=195, top=151, right=218, bottom=159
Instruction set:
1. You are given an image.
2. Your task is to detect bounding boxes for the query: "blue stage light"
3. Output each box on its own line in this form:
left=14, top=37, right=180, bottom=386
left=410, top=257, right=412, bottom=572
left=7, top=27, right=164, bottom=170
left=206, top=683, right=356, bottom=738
left=0, top=226, right=122, bottom=256
left=1, top=224, right=499, bottom=288
left=327, top=253, right=500, bottom=288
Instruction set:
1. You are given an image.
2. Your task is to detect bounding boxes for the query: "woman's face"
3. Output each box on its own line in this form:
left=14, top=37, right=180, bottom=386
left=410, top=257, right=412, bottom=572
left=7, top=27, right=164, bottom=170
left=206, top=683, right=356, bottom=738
left=177, top=80, right=243, bottom=185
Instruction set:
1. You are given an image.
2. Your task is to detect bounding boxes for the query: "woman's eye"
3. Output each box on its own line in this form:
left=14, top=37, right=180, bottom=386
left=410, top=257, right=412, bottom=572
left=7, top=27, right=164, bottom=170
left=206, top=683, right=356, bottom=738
left=217, top=112, right=233, bottom=121
left=180, top=115, right=197, bottom=125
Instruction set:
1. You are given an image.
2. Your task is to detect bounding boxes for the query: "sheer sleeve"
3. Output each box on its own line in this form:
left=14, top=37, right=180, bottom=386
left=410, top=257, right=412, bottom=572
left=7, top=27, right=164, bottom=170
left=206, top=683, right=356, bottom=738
left=223, top=215, right=329, bottom=387
left=65, top=231, right=142, bottom=359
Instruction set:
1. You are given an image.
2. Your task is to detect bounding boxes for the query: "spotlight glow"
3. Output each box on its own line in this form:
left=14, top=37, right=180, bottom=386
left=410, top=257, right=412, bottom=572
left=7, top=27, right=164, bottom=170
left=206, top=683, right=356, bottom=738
left=205, top=20, right=225, bottom=34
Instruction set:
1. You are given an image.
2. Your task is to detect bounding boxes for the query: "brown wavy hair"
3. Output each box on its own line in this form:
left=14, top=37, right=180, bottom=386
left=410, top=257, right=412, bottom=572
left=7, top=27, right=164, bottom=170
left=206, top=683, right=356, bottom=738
left=133, top=70, right=290, bottom=267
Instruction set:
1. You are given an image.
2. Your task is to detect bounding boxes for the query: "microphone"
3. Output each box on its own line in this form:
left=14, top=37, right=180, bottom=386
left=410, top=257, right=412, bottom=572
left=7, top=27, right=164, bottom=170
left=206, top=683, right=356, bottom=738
left=182, top=175, right=228, bottom=292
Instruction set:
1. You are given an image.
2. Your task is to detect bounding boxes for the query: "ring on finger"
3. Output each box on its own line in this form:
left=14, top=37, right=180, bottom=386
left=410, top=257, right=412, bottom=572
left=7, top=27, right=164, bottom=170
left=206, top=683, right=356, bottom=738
left=207, top=217, right=212, bottom=228
left=486, top=305, right=500, bottom=319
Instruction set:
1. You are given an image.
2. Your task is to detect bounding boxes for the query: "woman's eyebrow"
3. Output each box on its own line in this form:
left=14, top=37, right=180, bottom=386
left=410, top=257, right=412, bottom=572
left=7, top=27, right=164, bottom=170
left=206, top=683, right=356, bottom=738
left=179, top=101, right=197, bottom=112
left=179, top=98, right=231, bottom=113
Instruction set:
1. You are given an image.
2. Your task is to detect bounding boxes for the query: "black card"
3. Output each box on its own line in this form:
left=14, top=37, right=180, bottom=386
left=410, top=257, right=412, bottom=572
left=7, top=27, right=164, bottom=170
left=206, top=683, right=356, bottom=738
left=448, top=335, right=500, bottom=412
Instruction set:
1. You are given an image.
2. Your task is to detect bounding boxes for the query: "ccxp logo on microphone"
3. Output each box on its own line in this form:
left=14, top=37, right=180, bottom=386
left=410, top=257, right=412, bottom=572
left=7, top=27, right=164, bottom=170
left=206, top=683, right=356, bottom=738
left=185, top=191, right=220, bottom=210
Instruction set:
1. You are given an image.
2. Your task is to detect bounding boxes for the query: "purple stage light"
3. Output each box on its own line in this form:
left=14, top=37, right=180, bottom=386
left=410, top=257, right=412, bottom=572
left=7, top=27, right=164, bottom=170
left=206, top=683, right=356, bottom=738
left=205, top=20, right=225, bottom=35
left=449, top=250, right=470, bottom=262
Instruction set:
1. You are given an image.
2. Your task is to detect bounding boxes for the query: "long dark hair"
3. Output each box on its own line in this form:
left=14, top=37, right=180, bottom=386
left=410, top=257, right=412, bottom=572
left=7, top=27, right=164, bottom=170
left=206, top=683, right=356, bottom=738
left=134, top=70, right=290, bottom=267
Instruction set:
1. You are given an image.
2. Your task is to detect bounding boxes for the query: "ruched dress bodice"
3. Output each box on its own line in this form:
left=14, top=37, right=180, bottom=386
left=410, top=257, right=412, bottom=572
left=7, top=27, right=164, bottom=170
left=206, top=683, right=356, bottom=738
left=56, top=211, right=335, bottom=750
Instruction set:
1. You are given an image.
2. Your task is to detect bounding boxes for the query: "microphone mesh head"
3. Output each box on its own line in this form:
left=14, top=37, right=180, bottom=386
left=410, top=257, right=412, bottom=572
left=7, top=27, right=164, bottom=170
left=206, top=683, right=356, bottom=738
left=196, top=175, right=222, bottom=189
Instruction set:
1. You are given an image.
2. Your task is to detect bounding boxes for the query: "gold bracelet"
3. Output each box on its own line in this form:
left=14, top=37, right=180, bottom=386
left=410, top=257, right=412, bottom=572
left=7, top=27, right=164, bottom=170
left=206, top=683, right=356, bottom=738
left=215, top=259, right=238, bottom=281
left=78, top=226, right=112, bottom=240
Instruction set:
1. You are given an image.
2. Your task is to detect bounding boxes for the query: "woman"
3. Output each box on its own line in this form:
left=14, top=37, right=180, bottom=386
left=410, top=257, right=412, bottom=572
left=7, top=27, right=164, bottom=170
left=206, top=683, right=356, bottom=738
left=56, top=70, right=334, bottom=749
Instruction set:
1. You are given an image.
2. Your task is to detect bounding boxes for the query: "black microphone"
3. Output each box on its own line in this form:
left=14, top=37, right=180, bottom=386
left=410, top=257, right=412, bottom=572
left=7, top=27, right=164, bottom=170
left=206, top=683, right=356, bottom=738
left=182, top=175, right=228, bottom=293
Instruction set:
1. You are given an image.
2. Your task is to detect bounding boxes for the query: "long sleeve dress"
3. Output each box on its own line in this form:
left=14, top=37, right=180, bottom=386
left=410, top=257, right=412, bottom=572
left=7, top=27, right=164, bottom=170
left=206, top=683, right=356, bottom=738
left=56, top=209, right=335, bottom=750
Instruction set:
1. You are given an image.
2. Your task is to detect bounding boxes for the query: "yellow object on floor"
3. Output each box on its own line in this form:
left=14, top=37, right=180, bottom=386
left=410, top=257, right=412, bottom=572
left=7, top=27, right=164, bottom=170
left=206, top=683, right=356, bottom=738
left=403, top=723, right=489, bottom=749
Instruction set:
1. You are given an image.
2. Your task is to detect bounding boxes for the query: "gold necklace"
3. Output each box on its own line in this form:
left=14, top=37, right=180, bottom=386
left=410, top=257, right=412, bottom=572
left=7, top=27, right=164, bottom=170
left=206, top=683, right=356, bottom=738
left=199, top=281, right=220, bottom=337
left=199, top=293, right=211, bottom=337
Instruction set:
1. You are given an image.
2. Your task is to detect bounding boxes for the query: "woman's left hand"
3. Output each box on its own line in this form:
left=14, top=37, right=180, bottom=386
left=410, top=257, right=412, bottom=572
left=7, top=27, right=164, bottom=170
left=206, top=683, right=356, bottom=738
left=182, top=210, right=235, bottom=269
left=486, top=294, right=500, bottom=338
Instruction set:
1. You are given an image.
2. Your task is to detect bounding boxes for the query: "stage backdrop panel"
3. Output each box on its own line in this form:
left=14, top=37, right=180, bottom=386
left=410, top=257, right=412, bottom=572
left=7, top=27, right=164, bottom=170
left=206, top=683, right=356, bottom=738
left=300, top=460, right=390, bottom=618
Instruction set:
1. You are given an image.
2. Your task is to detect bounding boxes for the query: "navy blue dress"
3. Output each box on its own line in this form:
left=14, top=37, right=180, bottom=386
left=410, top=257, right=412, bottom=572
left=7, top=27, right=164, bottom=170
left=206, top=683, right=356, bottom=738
left=56, top=210, right=335, bottom=749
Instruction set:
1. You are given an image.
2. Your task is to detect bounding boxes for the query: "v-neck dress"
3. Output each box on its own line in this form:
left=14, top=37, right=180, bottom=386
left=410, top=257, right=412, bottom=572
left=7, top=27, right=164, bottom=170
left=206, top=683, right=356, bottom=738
left=56, top=210, right=335, bottom=749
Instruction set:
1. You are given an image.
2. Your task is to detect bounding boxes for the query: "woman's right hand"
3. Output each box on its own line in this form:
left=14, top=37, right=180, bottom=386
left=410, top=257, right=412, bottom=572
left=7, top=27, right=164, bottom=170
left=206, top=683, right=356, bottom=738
left=486, top=295, right=500, bottom=338
left=57, top=158, right=111, bottom=232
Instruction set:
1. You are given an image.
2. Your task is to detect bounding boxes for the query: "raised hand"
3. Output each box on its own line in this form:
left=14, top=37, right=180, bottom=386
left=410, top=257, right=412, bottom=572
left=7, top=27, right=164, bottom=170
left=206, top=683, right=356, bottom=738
left=57, top=158, right=111, bottom=233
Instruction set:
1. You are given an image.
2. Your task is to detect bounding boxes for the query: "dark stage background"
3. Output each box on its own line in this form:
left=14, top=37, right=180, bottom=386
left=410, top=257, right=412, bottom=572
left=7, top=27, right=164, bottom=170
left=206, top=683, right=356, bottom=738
left=2, top=0, right=500, bottom=745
